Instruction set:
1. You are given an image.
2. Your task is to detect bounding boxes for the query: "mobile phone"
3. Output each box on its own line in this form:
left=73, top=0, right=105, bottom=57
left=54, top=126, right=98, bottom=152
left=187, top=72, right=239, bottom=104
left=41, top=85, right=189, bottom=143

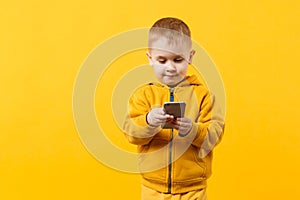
left=162, top=102, right=186, bottom=129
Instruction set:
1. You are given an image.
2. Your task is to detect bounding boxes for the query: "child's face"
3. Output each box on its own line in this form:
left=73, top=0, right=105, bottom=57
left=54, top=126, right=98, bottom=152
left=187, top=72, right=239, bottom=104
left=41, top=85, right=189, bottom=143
left=147, top=38, right=195, bottom=86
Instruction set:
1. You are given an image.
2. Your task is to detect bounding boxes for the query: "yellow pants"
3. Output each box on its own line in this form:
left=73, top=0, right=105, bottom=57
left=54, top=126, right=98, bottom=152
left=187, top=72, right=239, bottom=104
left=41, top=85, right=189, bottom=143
left=141, top=185, right=208, bottom=200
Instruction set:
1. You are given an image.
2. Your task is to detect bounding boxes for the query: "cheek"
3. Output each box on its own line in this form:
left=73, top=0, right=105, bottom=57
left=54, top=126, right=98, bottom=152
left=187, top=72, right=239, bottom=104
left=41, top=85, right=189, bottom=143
left=177, top=64, right=188, bottom=75
left=153, top=65, right=164, bottom=76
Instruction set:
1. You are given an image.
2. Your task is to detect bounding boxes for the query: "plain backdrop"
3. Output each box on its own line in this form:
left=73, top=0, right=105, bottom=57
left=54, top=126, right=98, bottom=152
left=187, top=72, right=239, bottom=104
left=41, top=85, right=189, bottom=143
left=0, top=0, right=299, bottom=199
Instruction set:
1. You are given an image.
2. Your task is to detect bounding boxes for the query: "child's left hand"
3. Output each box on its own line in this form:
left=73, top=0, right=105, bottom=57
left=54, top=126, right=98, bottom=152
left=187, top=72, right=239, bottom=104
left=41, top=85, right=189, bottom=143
left=172, top=117, right=192, bottom=136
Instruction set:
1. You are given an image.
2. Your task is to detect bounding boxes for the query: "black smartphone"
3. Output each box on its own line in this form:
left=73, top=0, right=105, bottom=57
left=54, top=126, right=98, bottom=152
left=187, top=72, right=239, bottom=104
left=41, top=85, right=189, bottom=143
left=162, top=102, right=186, bottom=129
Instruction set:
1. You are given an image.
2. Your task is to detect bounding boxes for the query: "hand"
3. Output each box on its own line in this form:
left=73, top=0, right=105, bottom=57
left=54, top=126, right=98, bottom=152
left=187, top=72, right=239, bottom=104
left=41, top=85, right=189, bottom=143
left=172, top=117, right=192, bottom=136
left=147, top=108, right=174, bottom=127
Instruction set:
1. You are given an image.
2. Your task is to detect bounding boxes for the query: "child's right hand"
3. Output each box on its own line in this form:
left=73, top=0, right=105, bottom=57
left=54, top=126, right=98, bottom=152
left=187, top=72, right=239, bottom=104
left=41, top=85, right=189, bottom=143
left=146, top=108, right=174, bottom=127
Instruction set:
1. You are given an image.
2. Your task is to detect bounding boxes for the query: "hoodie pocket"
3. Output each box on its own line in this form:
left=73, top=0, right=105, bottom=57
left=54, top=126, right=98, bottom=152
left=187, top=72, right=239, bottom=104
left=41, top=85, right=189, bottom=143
left=173, top=145, right=206, bottom=182
left=138, top=138, right=169, bottom=181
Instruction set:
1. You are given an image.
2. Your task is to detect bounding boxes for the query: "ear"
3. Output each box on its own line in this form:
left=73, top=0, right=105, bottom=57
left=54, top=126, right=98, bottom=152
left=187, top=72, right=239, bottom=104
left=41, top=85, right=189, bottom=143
left=188, top=50, right=196, bottom=64
left=146, top=52, right=153, bottom=66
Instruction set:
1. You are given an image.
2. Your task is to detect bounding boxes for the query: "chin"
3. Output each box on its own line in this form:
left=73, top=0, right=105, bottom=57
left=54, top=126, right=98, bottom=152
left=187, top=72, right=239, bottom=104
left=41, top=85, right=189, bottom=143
left=163, top=80, right=177, bottom=86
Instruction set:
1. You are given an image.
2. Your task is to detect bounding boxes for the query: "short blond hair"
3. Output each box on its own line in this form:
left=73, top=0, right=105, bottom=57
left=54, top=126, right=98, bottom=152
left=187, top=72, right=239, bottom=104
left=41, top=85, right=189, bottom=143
left=148, top=17, right=192, bottom=49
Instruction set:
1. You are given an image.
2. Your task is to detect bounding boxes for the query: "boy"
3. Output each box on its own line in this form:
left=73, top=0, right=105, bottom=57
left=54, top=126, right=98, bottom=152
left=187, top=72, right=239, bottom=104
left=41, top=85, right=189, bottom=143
left=123, top=17, right=225, bottom=200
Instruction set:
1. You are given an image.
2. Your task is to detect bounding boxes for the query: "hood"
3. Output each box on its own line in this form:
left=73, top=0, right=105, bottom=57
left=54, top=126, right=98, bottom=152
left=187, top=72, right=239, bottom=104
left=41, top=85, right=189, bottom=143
left=182, top=75, right=202, bottom=86
left=151, top=74, right=203, bottom=88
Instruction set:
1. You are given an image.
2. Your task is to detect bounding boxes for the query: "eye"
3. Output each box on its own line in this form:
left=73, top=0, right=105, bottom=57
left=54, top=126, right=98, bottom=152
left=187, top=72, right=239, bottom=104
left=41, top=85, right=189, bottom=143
left=174, top=58, right=183, bottom=63
left=158, top=59, right=167, bottom=64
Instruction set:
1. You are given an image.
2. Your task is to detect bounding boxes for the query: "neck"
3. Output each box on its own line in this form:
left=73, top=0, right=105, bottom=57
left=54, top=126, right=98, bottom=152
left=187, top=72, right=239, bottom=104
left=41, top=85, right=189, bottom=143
left=167, top=77, right=186, bottom=88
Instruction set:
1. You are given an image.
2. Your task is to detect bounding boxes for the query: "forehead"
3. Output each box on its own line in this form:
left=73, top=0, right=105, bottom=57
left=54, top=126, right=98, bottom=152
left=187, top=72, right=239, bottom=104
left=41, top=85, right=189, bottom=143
left=150, top=49, right=184, bottom=59
left=149, top=37, right=190, bottom=58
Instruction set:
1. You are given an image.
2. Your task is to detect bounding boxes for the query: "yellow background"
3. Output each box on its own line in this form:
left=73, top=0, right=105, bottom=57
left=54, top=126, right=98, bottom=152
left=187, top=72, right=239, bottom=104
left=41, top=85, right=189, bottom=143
left=1, top=0, right=299, bottom=199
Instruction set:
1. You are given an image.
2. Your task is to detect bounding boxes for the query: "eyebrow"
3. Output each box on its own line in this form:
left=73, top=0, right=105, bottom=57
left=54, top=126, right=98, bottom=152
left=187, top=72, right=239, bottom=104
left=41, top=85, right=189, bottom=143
left=155, top=55, right=184, bottom=60
left=156, top=56, right=167, bottom=59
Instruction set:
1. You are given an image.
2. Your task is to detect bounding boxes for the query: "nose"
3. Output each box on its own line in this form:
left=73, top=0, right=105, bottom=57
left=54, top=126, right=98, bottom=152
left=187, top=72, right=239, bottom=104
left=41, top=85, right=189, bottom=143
left=166, top=62, right=176, bottom=72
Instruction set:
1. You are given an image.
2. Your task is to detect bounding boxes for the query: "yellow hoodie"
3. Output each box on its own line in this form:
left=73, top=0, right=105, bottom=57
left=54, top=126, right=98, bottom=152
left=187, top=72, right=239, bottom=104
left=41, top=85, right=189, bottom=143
left=123, top=75, right=225, bottom=194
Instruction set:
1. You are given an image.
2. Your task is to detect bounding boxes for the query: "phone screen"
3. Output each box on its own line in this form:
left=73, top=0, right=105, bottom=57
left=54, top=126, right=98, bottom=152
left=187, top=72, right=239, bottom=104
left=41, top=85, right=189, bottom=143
left=162, top=102, right=186, bottom=129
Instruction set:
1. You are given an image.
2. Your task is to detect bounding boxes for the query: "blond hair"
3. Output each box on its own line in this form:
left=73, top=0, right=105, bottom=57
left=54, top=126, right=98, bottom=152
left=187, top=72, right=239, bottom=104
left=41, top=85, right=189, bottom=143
left=148, top=17, right=192, bottom=49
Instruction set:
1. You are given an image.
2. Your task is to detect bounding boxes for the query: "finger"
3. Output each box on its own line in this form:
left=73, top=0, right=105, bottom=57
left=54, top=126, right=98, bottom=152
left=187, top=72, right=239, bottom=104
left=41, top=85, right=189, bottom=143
left=166, top=118, right=174, bottom=123
left=165, top=115, right=174, bottom=120
left=177, top=118, right=189, bottom=122
left=155, top=114, right=168, bottom=120
left=159, top=110, right=166, bottom=115
left=151, top=108, right=165, bottom=115
left=154, top=119, right=165, bottom=126
left=176, top=121, right=187, bottom=127
left=170, top=121, right=180, bottom=129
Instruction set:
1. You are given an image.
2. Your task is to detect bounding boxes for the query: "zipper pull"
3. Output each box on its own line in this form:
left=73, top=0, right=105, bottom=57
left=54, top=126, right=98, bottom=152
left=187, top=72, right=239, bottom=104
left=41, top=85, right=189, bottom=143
left=169, top=88, right=174, bottom=102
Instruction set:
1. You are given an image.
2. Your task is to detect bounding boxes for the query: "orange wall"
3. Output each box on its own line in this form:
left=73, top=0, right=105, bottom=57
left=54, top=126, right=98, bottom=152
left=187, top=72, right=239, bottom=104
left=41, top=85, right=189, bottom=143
left=1, top=0, right=299, bottom=199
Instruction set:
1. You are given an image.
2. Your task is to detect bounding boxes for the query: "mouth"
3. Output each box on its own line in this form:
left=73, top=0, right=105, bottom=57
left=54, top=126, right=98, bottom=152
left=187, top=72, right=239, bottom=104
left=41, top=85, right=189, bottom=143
left=164, top=74, right=178, bottom=78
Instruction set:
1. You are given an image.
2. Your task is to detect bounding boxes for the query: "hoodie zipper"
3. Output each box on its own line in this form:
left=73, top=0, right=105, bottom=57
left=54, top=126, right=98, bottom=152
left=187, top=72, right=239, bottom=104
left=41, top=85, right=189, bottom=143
left=167, top=87, right=174, bottom=193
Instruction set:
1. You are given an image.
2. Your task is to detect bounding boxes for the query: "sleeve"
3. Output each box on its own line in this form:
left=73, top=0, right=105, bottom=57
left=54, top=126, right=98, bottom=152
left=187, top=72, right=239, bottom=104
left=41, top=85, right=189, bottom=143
left=184, top=91, right=225, bottom=157
left=122, top=86, right=161, bottom=145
